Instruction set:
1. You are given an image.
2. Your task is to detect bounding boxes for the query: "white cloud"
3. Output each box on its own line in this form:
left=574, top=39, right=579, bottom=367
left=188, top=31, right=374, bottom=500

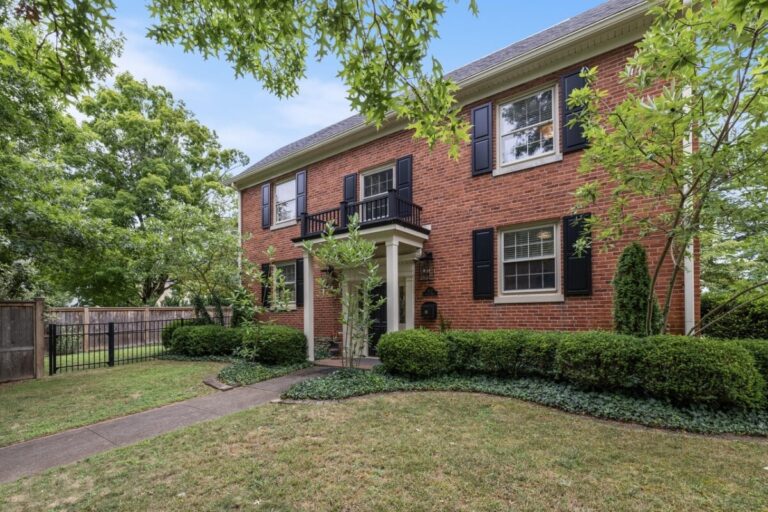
left=114, top=32, right=208, bottom=94
left=214, top=124, right=291, bottom=162
left=276, top=78, right=353, bottom=130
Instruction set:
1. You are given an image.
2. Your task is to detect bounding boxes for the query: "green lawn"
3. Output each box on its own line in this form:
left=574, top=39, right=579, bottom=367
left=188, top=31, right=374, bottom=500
left=46, top=343, right=166, bottom=371
left=0, top=360, right=225, bottom=447
left=2, top=392, right=767, bottom=511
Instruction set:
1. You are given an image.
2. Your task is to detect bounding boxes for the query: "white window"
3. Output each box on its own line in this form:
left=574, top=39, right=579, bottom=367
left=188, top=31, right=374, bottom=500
left=273, top=261, right=296, bottom=305
left=500, top=224, right=558, bottom=293
left=274, top=177, right=297, bottom=224
left=499, top=88, right=556, bottom=166
left=361, top=167, right=393, bottom=221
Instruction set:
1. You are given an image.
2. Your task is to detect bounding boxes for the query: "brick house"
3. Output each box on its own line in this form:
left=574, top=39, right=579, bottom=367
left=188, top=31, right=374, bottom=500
left=229, top=0, right=700, bottom=360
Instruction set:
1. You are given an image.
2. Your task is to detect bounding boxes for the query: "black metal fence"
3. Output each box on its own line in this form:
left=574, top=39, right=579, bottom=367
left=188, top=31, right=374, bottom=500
left=47, top=316, right=231, bottom=375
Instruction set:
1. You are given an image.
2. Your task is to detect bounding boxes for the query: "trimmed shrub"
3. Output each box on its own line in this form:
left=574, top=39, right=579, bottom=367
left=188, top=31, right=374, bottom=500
left=240, top=324, right=306, bottom=364
left=168, top=325, right=242, bottom=357
left=701, top=293, right=768, bottom=339
left=732, top=339, right=768, bottom=384
left=161, top=318, right=208, bottom=348
left=612, top=242, right=662, bottom=336
left=555, top=331, right=646, bottom=392
left=378, top=329, right=449, bottom=378
left=641, top=335, right=765, bottom=409
left=517, top=331, right=562, bottom=378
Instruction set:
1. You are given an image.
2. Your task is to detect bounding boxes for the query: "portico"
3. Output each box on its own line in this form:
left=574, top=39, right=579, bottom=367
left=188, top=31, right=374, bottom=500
left=297, top=223, right=429, bottom=361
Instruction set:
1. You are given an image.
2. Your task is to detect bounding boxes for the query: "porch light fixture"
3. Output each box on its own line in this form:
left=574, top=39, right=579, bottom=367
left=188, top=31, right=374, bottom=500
left=417, top=252, right=434, bottom=282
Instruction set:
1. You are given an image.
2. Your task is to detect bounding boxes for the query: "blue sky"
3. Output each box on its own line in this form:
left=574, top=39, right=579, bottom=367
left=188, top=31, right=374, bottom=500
left=111, top=1, right=605, bottom=173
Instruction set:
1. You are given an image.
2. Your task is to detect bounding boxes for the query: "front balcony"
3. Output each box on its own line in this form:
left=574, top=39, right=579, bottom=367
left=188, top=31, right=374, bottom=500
left=297, top=190, right=427, bottom=240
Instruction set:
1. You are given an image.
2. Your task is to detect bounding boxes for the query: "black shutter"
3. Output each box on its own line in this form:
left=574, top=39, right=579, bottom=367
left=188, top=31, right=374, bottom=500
left=471, top=103, right=492, bottom=176
left=295, top=258, right=304, bottom=307
left=296, top=170, right=307, bottom=217
left=261, top=182, right=271, bottom=229
left=396, top=155, right=412, bottom=202
left=261, top=263, right=271, bottom=308
left=472, top=228, right=494, bottom=299
left=561, top=70, right=588, bottom=153
left=343, top=173, right=357, bottom=202
left=563, top=214, right=592, bottom=296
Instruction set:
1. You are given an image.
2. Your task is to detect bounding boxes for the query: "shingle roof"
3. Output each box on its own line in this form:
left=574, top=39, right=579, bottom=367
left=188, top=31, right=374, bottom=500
left=231, top=0, right=645, bottom=184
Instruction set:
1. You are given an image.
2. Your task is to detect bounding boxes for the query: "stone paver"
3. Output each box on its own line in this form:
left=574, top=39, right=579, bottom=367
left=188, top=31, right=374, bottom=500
left=0, top=366, right=334, bottom=484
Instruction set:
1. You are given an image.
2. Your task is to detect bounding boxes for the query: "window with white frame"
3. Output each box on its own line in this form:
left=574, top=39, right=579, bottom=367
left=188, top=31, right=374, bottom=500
left=500, top=224, right=557, bottom=293
left=274, top=177, right=297, bottom=224
left=273, top=261, right=296, bottom=305
left=499, top=88, right=556, bottom=166
left=361, top=167, right=393, bottom=221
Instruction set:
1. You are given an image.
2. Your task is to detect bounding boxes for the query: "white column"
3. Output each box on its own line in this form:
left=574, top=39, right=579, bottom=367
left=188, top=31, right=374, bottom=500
left=684, top=245, right=695, bottom=335
left=303, top=251, right=315, bottom=361
left=386, top=240, right=400, bottom=333
left=405, top=271, right=415, bottom=330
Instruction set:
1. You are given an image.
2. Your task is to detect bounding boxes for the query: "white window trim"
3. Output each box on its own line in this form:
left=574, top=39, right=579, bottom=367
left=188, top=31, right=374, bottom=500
left=359, top=165, right=395, bottom=201
left=272, top=260, right=298, bottom=310
left=496, top=221, right=562, bottom=303
left=273, top=175, right=297, bottom=225
left=493, top=85, right=561, bottom=177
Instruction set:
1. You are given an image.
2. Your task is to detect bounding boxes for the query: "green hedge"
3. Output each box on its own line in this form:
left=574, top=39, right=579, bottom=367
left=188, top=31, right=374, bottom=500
left=240, top=324, right=306, bottom=365
left=161, top=318, right=209, bottom=348
left=378, top=329, right=449, bottom=378
left=701, top=293, right=768, bottom=339
left=378, top=328, right=768, bottom=410
left=168, top=325, right=242, bottom=357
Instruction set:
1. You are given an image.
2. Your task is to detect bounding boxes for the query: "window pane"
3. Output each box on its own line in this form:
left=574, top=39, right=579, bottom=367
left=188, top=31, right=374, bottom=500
left=278, top=263, right=296, bottom=283
left=275, top=179, right=296, bottom=203
left=499, top=89, right=555, bottom=164
left=276, top=199, right=296, bottom=222
left=501, top=225, right=557, bottom=292
left=363, top=169, right=392, bottom=198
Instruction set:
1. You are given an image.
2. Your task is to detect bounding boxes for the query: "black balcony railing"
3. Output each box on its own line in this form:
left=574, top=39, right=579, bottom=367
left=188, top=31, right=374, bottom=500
left=299, top=190, right=424, bottom=239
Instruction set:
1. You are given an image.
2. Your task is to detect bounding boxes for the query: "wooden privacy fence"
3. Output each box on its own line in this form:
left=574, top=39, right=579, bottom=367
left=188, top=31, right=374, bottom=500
left=0, top=299, right=45, bottom=383
left=45, top=306, right=231, bottom=351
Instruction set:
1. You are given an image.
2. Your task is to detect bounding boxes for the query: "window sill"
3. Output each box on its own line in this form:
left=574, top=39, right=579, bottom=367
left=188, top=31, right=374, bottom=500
left=492, top=153, right=563, bottom=177
left=494, top=293, right=564, bottom=304
left=270, top=219, right=298, bottom=231
left=269, top=304, right=298, bottom=312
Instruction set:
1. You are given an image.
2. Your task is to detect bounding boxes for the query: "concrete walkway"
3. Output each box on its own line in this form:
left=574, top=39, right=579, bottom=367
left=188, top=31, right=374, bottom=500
left=0, top=366, right=333, bottom=484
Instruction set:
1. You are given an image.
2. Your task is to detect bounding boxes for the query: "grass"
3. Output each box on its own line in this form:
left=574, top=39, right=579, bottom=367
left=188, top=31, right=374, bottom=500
left=217, top=360, right=312, bottom=386
left=285, top=369, right=768, bottom=436
left=1, top=393, right=767, bottom=511
left=0, top=360, right=225, bottom=447
left=46, top=344, right=165, bottom=370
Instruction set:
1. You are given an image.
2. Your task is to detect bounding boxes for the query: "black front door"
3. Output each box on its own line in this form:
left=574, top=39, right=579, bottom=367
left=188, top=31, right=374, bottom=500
left=369, top=283, right=387, bottom=356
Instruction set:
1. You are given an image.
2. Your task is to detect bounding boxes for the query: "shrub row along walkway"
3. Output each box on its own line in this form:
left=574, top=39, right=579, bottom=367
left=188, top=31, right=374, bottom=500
left=0, top=366, right=333, bottom=484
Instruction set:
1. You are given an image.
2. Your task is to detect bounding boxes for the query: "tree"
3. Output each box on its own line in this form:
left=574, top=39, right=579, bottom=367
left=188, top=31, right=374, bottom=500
left=0, top=21, right=106, bottom=301
left=569, top=0, right=768, bottom=334
left=613, top=242, right=662, bottom=336
left=1, top=0, right=122, bottom=97
left=146, top=0, right=475, bottom=158
left=303, top=216, right=384, bottom=367
left=66, top=72, right=248, bottom=305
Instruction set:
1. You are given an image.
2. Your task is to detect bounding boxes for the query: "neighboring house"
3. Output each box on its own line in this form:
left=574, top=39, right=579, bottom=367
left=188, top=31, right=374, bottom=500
left=229, top=0, right=700, bottom=360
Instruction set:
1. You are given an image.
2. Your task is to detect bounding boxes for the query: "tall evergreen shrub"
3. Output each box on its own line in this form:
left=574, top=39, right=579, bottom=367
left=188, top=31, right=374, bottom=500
left=613, top=242, right=662, bottom=336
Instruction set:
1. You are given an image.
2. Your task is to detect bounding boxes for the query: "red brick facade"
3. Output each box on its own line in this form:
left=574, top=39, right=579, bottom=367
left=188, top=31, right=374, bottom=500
left=240, top=41, right=699, bottom=337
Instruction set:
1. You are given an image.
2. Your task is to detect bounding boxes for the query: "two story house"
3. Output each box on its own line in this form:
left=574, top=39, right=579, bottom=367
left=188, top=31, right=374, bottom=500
left=229, top=0, right=700, bottom=360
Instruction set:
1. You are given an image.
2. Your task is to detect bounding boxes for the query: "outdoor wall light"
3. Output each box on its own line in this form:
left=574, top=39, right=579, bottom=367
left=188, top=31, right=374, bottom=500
left=418, top=252, right=434, bottom=282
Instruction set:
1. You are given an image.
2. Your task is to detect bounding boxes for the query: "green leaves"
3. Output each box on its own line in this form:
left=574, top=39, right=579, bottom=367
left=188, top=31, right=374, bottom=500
left=571, top=0, right=768, bottom=330
left=146, top=0, right=473, bottom=159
